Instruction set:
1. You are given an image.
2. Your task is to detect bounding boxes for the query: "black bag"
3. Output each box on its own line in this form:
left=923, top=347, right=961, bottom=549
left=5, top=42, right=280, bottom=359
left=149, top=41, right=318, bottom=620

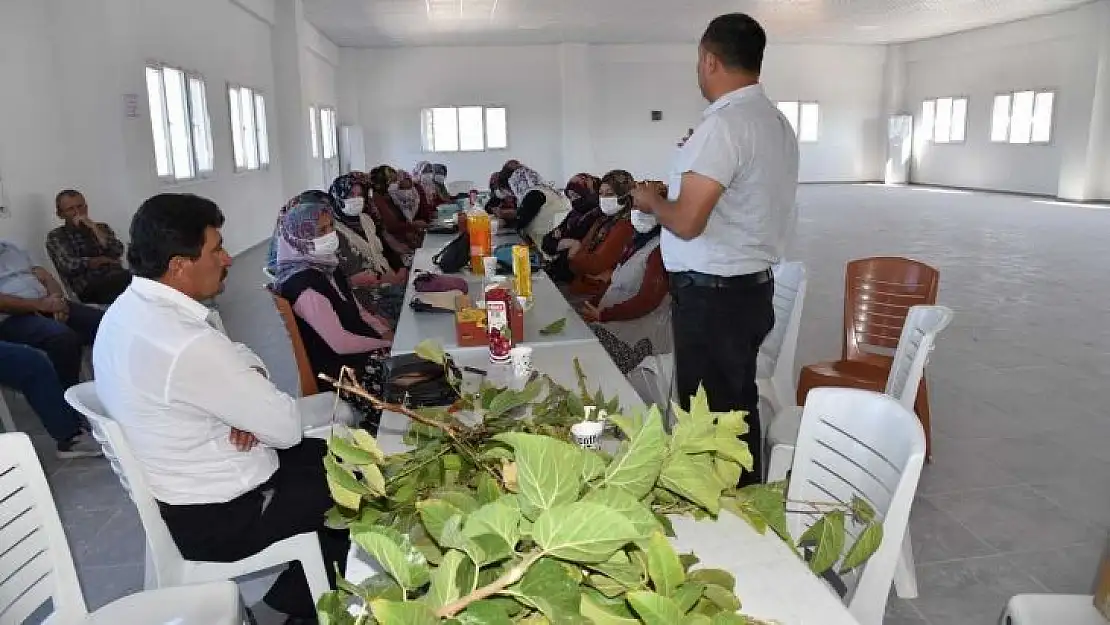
left=433, top=230, right=470, bottom=274
left=384, top=353, right=460, bottom=407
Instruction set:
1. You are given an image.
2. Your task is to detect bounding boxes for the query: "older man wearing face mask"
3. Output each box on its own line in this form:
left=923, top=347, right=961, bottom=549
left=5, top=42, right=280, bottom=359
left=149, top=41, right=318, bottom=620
left=631, top=13, right=799, bottom=485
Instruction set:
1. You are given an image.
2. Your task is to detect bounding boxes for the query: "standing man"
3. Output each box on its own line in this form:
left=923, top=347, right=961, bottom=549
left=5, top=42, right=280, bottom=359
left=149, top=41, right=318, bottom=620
left=47, top=190, right=132, bottom=305
left=631, top=13, right=799, bottom=485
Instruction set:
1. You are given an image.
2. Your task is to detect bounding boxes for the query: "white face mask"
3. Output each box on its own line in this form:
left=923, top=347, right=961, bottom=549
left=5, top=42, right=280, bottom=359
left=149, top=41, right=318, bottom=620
left=388, top=182, right=400, bottom=193
left=495, top=189, right=508, bottom=199
left=434, top=174, right=446, bottom=183
left=311, top=231, right=340, bottom=257
left=599, top=196, right=622, bottom=216
left=631, top=209, right=658, bottom=233
left=342, top=197, right=364, bottom=217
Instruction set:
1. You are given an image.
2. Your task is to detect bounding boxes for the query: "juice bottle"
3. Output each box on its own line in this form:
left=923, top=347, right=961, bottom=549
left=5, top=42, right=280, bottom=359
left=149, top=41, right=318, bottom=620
left=512, top=244, right=532, bottom=301
left=466, top=209, right=491, bottom=274
left=485, top=279, right=513, bottom=363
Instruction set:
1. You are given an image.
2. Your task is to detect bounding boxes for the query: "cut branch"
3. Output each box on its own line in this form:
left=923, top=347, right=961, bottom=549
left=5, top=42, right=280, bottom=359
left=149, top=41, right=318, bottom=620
left=434, top=553, right=540, bottom=618
left=319, top=372, right=462, bottom=437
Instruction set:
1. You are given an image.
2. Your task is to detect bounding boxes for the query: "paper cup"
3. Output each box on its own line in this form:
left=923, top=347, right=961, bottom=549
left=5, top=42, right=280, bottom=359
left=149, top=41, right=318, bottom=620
left=571, top=420, right=605, bottom=449
left=482, top=256, right=498, bottom=278
left=510, top=345, right=533, bottom=377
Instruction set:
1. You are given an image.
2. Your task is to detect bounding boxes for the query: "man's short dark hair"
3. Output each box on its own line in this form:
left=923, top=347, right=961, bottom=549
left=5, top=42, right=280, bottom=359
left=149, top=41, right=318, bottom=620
left=55, top=189, right=82, bottom=209
left=701, top=13, right=767, bottom=74
left=128, top=194, right=225, bottom=279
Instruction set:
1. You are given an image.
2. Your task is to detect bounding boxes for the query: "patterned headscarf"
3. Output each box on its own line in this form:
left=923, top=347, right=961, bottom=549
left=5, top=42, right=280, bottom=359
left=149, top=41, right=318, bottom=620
left=565, top=172, right=600, bottom=214
left=391, top=171, right=421, bottom=221
left=328, top=173, right=367, bottom=234
left=412, top=161, right=432, bottom=178
left=587, top=169, right=636, bottom=250
left=432, top=164, right=450, bottom=197
left=368, top=165, right=397, bottom=195
left=508, top=166, right=547, bottom=201
left=272, top=191, right=340, bottom=288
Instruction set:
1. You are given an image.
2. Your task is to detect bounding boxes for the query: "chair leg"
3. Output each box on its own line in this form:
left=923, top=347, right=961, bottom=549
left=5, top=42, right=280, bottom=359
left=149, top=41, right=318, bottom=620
left=765, top=444, right=794, bottom=483
left=914, top=378, right=932, bottom=462
left=893, top=531, right=919, bottom=598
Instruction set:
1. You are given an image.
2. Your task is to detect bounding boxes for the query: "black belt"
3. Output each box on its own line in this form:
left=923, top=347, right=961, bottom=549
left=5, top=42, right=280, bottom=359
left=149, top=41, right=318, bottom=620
left=669, top=269, right=772, bottom=290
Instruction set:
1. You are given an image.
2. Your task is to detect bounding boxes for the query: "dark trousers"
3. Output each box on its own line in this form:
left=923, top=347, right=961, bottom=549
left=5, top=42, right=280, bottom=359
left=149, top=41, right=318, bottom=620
left=158, top=439, right=349, bottom=618
left=0, top=341, right=83, bottom=443
left=670, top=274, right=775, bottom=487
left=79, top=270, right=132, bottom=305
left=0, top=304, right=102, bottom=388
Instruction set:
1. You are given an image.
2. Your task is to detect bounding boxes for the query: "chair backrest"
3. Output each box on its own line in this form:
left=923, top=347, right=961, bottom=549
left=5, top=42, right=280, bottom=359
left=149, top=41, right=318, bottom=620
left=786, top=387, right=926, bottom=625
left=843, top=257, right=939, bottom=367
left=0, top=432, right=88, bottom=624
left=43, top=243, right=79, bottom=301
left=268, top=288, right=320, bottom=396
left=885, top=305, right=953, bottom=409
left=758, top=261, right=808, bottom=393
left=63, top=382, right=187, bottom=588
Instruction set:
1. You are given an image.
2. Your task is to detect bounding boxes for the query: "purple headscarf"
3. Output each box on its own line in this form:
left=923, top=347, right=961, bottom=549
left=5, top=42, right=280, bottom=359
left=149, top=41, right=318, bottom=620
left=273, top=191, right=340, bottom=288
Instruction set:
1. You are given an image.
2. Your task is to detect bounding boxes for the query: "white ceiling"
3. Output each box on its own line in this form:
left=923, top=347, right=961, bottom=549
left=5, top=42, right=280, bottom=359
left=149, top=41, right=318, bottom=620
left=303, top=0, right=1094, bottom=47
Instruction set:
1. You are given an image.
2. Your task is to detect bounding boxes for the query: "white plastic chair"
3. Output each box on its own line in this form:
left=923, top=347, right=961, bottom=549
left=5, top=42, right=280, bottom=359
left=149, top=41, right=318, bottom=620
left=0, top=431, right=247, bottom=625
left=626, top=353, right=677, bottom=428
left=758, top=261, right=808, bottom=415
left=62, top=383, right=331, bottom=607
left=446, top=180, right=476, bottom=196
left=786, top=388, right=927, bottom=625
left=1000, top=594, right=1105, bottom=624
left=0, top=391, right=15, bottom=433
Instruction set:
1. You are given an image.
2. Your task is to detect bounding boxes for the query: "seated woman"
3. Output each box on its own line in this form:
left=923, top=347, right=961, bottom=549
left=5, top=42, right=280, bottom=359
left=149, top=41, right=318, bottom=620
left=541, top=172, right=601, bottom=282
left=578, top=221, right=670, bottom=373
left=368, top=165, right=423, bottom=259
left=567, top=169, right=637, bottom=298
left=484, top=169, right=517, bottom=222
left=432, top=163, right=453, bottom=198
left=414, top=161, right=451, bottom=216
left=390, top=171, right=427, bottom=224
left=272, top=191, right=394, bottom=429
left=507, top=165, right=572, bottom=247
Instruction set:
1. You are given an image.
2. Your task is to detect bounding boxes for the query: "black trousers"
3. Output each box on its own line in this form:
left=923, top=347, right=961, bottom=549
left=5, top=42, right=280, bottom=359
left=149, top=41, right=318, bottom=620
left=158, top=439, right=348, bottom=618
left=670, top=274, right=775, bottom=487
left=79, top=270, right=132, bottom=305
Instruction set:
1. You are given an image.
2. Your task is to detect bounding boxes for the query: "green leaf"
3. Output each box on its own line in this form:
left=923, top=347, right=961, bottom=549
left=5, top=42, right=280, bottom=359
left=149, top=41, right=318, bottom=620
left=565, top=392, right=585, bottom=419
left=476, top=472, right=502, bottom=504
left=465, top=500, right=522, bottom=549
left=712, top=436, right=754, bottom=472
left=850, top=495, right=877, bottom=525
left=709, top=613, right=750, bottom=625
left=580, top=451, right=607, bottom=483
left=715, top=409, right=749, bottom=438
left=352, top=526, right=431, bottom=590
left=582, top=487, right=662, bottom=538
left=370, top=599, right=439, bottom=625
left=687, top=569, right=735, bottom=592
left=702, top=584, right=740, bottom=612
left=587, top=573, right=629, bottom=598
left=456, top=600, right=514, bottom=625
left=328, top=436, right=379, bottom=466
left=627, top=591, right=685, bottom=625
left=724, top=485, right=789, bottom=542
left=840, top=522, right=884, bottom=574
left=798, top=510, right=846, bottom=575
left=672, top=582, right=706, bottom=613
left=418, top=499, right=464, bottom=544
left=713, top=459, right=743, bottom=490
left=414, top=339, right=446, bottom=365
left=493, top=433, right=585, bottom=511
left=601, top=406, right=667, bottom=499
left=580, top=593, right=641, bottom=624
left=533, top=502, right=646, bottom=563
left=679, top=553, right=700, bottom=572
left=316, top=590, right=356, bottom=625
left=506, top=558, right=582, bottom=622
left=645, top=531, right=685, bottom=597
left=351, top=429, right=386, bottom=463
left=439, top=516, right=512, bottom=567
left=325, top=455, right=373, bottom=510
left=425, top=549, right=477, bottom=609
left=659, top=454, right=725, bottom=514
left=539, top=317, right=567, bottom=335
left=683, top=615, right=713, bottom=625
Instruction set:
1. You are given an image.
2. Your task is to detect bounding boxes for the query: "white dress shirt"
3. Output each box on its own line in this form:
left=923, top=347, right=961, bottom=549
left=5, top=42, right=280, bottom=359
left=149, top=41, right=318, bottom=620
left=93, top=277, right=304, bottom=505
left=663, top=84, right=800, bottom=277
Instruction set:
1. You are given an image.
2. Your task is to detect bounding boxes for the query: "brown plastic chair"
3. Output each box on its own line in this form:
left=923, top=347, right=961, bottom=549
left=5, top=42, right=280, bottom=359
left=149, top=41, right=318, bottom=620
left=269, top=288, right=320, bottom=397
left=796, top=257, right=940, bottom=457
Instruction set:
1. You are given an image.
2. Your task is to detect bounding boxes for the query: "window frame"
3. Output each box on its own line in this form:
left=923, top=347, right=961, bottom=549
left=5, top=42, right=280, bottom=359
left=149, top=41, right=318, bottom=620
left=227, top=83, right=271, bottom=173
left=145, top=62, right=215, bottom=183
left=920, top=96, right=969, bottom=144
left=318, top=106, right=338, bottom=160
left=420, top=105, right=509, bottom=153
left=774, top=101, right=820, bottom=143
left=990, top=89, right=1057, bottom=145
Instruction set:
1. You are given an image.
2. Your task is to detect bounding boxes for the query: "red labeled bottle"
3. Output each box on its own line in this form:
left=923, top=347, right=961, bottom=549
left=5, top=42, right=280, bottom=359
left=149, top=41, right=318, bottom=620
left=485, top=279, right=513, bottom=363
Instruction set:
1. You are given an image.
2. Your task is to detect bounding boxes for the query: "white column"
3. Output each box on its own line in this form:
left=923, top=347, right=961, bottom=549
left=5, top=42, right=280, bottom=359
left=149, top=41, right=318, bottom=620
left=1057, top=0, right=1110, bottom=201
left=878, top=44, right=908, bottom=183
left=558, top=43, right=595, bottom=185
left=272, top=0, right=313, bottom=200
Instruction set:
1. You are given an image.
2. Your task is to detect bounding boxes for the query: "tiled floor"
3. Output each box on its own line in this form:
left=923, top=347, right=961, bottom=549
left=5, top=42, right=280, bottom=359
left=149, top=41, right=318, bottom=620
left=8, top=183, right=1109, bottom=624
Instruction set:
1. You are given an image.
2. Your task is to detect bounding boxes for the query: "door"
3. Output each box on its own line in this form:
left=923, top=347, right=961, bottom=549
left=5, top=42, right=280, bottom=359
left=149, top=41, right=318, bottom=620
left=885, top=114, right=913, bottom=185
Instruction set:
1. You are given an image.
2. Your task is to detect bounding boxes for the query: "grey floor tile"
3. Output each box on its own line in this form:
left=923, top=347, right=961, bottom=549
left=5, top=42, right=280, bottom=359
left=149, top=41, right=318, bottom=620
left=908, top=554, right=1045, bottom=625
left=909, top=496, right=996, bottom=564
left=47, top=460, right=129, bottom=515
left=73, top=506, right=146, bottom=569
left=929, top=485, right=1101, bottom=554
left=916, top=437, right=1024, bottom=496
left=1004, top=541, right=1105, bottom=595
left=78, top=563, right=144, bottom=612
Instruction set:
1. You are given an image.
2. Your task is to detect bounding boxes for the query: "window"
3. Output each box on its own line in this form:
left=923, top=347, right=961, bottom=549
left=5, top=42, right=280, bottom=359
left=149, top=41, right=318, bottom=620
left=145, top=64, right=214, bottom=181
left=228, top=84, right=270, bottom=171
left=319, top=107, right=337, bottom=159
left=309, top=106, right=320, bottom=158
left=920, top=97, right=967, bottom=143
left=775, top=101, right=819, bottom=142
left=991, top=90, right=1055, bottom=144
left=420, top=106, right=508, bottom=152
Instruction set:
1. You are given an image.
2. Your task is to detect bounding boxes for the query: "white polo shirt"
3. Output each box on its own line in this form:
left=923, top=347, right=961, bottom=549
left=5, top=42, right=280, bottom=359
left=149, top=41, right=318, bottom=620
left=662, top=84, right=799, bottom=277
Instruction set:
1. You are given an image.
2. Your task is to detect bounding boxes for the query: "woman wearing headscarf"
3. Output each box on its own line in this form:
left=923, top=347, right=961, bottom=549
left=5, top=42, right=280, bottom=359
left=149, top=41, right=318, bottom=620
left=413, top=161, right=450, bottom=214
left=369, top=165, right=423, bottom=256
left=540, top=172, right=601, bottom=282
left=272, top=191, right=393, bottom=429
left=506, top=165, right=572, bottom=247
left=567, top=169, right=638, bottom=297
left=390, top=171, right=426, bottom=223
left=576, top=184, right=671, bottom=373
left=432, top=163, right=451, bottom=198
left=484, top=167, right=518, bottom=221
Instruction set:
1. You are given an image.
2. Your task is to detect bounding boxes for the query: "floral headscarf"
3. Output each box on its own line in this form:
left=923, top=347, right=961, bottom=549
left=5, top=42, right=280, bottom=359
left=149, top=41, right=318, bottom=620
left=507, top=166, right=547, bottom=201
left=273, top=191, right=340, bottom=288
left=390, top=171, right=421, bottom=221
left=587, top=169, right=636, bottom=249
left=328, top=173, right=367, bottom=234
left=369, top=165, right=397, bottom=195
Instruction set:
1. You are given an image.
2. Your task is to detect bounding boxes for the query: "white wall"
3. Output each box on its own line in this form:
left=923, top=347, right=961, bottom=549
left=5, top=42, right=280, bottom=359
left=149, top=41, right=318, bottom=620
left=0, top=0, right=337, bottom=258
left=338, top=42, right=888, bottom=187
left=901, top=1, right=1109, bottom=199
